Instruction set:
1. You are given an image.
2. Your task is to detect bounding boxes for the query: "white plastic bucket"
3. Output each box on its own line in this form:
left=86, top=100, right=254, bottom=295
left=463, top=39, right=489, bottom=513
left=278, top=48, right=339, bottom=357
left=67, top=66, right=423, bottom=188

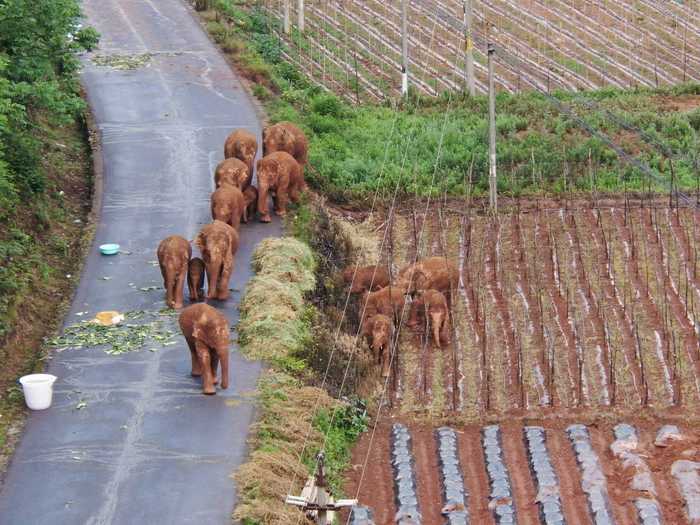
left=19, top=374, right=57, bottom=410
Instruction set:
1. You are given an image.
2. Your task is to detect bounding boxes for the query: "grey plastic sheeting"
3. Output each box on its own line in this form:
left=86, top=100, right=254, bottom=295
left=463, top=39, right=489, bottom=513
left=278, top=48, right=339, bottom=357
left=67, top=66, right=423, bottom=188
left=482, top=425, right=517, bottom=524
left=523, top=427, right=565, bottom=524
left=610, top=424, right=662, bottom=525
left=392, top=424, right=422, bottom=525
left=655, top=425, right=683, bottom=447
left=566, top=424, right=616, bottom=525
left=349, top=506, right=377, bottom=525
left=436, top=427, right=469, bottom=525
left=671, top=460, right=700, bottom=524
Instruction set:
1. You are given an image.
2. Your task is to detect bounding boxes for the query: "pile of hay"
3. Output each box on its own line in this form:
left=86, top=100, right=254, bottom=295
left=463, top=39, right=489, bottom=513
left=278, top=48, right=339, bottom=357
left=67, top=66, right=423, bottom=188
left=238, top=238, right=316, bottom=360
left=233, top=371, right=336, bottom=525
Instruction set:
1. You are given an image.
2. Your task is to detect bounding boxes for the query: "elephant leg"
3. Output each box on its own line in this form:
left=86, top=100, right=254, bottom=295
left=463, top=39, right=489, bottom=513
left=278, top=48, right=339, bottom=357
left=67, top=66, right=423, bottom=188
left=174, top=270, right=186, bottom=309
left=187, top=275, right=197, bottom=303
left=440, top=317, right=451, bottom=345
left=380, top=345, right=391, bottom=378
left=289, top=183, right=301, bottom=204
left=210, top=352, right=219, bottom=385
left=196, top=340, right=216, bottom=394
left=216, top=257, right=233, bottom=301
left=219, top=347, right=229, bottom=389
left=258, top=183, right=271, bottom=223
left=186, top=336, right=202, bottom=377
left=275, top=186, right=289, bottom=217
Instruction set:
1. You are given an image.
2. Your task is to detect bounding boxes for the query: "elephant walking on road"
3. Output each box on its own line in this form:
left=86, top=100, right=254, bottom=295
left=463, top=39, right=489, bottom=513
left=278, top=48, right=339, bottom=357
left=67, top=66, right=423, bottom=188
left=179, top=303, right=230, bottom=395
left=211, top=184, right=246, bottom=230
left=256, top=151, right=303, bottom=223
left=224, top=128, right=257, bottom=182
left=194, top=220, right=239, bottom=301
left=157, top=235, right=192, bottom=309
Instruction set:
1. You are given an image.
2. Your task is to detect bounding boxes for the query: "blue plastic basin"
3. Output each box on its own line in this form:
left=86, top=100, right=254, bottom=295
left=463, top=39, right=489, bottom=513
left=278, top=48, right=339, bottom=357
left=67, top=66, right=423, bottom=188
left=99, top=243, right=120, bottom=255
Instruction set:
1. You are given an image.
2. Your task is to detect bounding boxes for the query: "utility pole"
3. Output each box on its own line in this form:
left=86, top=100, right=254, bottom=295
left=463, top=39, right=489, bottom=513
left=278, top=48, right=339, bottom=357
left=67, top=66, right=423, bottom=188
left=488, top=43, right=497, bottom=213
left=298, top=0, right=304, bottom=33
left=283, top=0, right=290, bottom=34
left=463, top=0, right=475, bottom=95
left=401, top=0, right=409, bottom=96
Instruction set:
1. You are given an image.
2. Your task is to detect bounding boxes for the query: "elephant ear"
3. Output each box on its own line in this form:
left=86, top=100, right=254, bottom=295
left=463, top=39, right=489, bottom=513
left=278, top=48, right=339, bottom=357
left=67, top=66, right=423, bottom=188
left=194, top=231, right=205, bottom=250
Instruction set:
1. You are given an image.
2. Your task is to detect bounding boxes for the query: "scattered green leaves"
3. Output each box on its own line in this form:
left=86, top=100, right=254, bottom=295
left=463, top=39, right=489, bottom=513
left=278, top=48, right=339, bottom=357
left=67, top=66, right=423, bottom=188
left=47, top=310, right=178, bottom=355
left=91, top=53, right=152, bottom=70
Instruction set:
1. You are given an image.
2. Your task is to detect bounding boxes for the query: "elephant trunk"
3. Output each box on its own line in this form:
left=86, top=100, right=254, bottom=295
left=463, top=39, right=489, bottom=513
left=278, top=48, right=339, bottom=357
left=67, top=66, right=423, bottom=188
left=219, top=346, right=229, bottom=389
left=431, top=312, right=444, bottom=348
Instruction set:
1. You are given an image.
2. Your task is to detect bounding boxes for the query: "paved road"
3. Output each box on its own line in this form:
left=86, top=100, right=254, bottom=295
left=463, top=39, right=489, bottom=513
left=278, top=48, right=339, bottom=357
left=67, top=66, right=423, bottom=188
left=0, top=0, right=279, bottom=523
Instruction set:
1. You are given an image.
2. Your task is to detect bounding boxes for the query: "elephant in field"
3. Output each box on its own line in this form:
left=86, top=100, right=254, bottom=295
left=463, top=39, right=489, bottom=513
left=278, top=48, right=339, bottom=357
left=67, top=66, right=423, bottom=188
left=262, top=121, right=308, bottom=175
left=361, top=285, right=410, bottom=328
left=157, top=235, right=192, bottom=309
left=224, top=128, right=257, bottom=182
left=408, top=289, right=451, bottom=348
left=362, top=314, right=393, bottom=378
left=242, top=185, right=258, bottom=223
left=256, top=151, right=303, bottom=223
left=342, top=264, right=391, bottom=294
left=187, top=257, right=206, bottom=302
left=214, top=158, right=249, bottom=190
left=179, top=303, right=230, bottom=395
left=211, top=184, right=246, bottom=230
left=194, top=220, right=239, bottom=301
left=396, top=257, right=460, bottom=301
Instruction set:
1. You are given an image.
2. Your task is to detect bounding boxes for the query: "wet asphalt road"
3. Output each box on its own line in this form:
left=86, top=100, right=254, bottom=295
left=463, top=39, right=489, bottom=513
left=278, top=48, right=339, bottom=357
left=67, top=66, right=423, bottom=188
left=0, top=0, right=280, bottom=523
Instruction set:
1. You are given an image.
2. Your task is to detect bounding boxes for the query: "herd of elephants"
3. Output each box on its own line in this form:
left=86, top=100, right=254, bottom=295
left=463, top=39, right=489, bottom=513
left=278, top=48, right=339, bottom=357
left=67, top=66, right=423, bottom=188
left=157, top=120, right=461, bottom=395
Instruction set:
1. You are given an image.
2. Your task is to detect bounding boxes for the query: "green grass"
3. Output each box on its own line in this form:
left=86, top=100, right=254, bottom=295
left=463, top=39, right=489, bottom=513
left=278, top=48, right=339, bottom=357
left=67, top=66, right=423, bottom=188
left=207, top=1, right=700, bottom=202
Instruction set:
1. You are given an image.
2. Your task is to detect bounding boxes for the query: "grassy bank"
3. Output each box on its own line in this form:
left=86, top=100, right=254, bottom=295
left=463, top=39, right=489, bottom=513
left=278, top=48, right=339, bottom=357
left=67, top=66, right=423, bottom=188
left=0, top=1, right=98, bottom=471
left=234, top=237, right=367, bottom=525
left=199, top=1, right=700, bottom=202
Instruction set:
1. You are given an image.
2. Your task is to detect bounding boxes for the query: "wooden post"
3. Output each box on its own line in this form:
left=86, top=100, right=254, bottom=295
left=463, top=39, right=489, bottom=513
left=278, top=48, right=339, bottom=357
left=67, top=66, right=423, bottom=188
left=401, top=0, right=409, bottom=96
left=283, top=0, right=290, bottom=33
left=488, top=43, right=497, bottom=213
left=297, top=0, right=304, bottom=33
left=463, top=0, right=475, bottom=95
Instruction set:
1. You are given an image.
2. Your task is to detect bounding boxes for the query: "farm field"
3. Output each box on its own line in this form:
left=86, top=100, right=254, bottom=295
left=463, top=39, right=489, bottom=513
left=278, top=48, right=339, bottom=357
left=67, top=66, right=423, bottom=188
left=264, top=0, right=700, bottom=100
left=334, top=199, right=700, bottom=524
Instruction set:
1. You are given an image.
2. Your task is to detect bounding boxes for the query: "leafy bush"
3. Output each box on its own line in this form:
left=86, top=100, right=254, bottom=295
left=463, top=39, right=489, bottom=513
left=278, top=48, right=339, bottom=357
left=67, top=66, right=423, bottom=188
left=0, top=0, right=98, bottom=333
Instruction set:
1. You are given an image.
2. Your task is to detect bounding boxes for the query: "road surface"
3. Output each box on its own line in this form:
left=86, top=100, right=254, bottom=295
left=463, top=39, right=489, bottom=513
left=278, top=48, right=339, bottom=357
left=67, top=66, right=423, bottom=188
left=0, top=0, right=278, bottom=523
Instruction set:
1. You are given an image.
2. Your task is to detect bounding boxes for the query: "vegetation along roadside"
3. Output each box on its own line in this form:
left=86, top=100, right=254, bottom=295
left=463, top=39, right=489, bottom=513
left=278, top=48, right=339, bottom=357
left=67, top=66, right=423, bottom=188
left=0, top=0, right=99, bottom=473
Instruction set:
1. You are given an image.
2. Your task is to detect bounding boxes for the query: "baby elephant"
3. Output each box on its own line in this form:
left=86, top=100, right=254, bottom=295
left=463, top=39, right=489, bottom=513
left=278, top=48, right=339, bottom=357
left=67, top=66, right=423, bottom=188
left=408, top=289, right=451, bottom=348
left=362, top=314, right=393, bottom=378
left=242, top=185, right=258, bottom=223
left=157, top=235, right=192, bottom=309
left=211, top=184, right=246, bottom=230
left=179, top=303, right=230, bottom=395
left=214, top=157, right=249, bottom=190
left=188, top=257, right=206, bottom=302
left=342, top=264, right=391, bottom=293
left=256, top=151, right=303, bottom=223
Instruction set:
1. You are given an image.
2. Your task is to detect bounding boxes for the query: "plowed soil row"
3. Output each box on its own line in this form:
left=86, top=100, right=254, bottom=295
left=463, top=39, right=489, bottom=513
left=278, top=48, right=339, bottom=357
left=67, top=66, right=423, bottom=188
left=344, top=420, right=698, bottom=525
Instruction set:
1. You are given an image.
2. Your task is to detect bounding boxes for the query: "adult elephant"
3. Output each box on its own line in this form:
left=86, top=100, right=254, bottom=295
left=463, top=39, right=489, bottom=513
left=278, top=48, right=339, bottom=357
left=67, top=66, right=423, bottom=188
left=396, top=256, right=460, bottom=300
left=157, top=235, right=192, bottom=309
left=223, top=128, right=257, bottom=182
left=214, top=157, right=250, bottom=190
left=194, top=220, right=239, bottom=301
left=179, top=303, right=230, bottom=395
left=211, top=184, right=246, bottom=230
left=262, top=121, right=308, bottom=176
left=255, top=151, right=303, bottom=223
